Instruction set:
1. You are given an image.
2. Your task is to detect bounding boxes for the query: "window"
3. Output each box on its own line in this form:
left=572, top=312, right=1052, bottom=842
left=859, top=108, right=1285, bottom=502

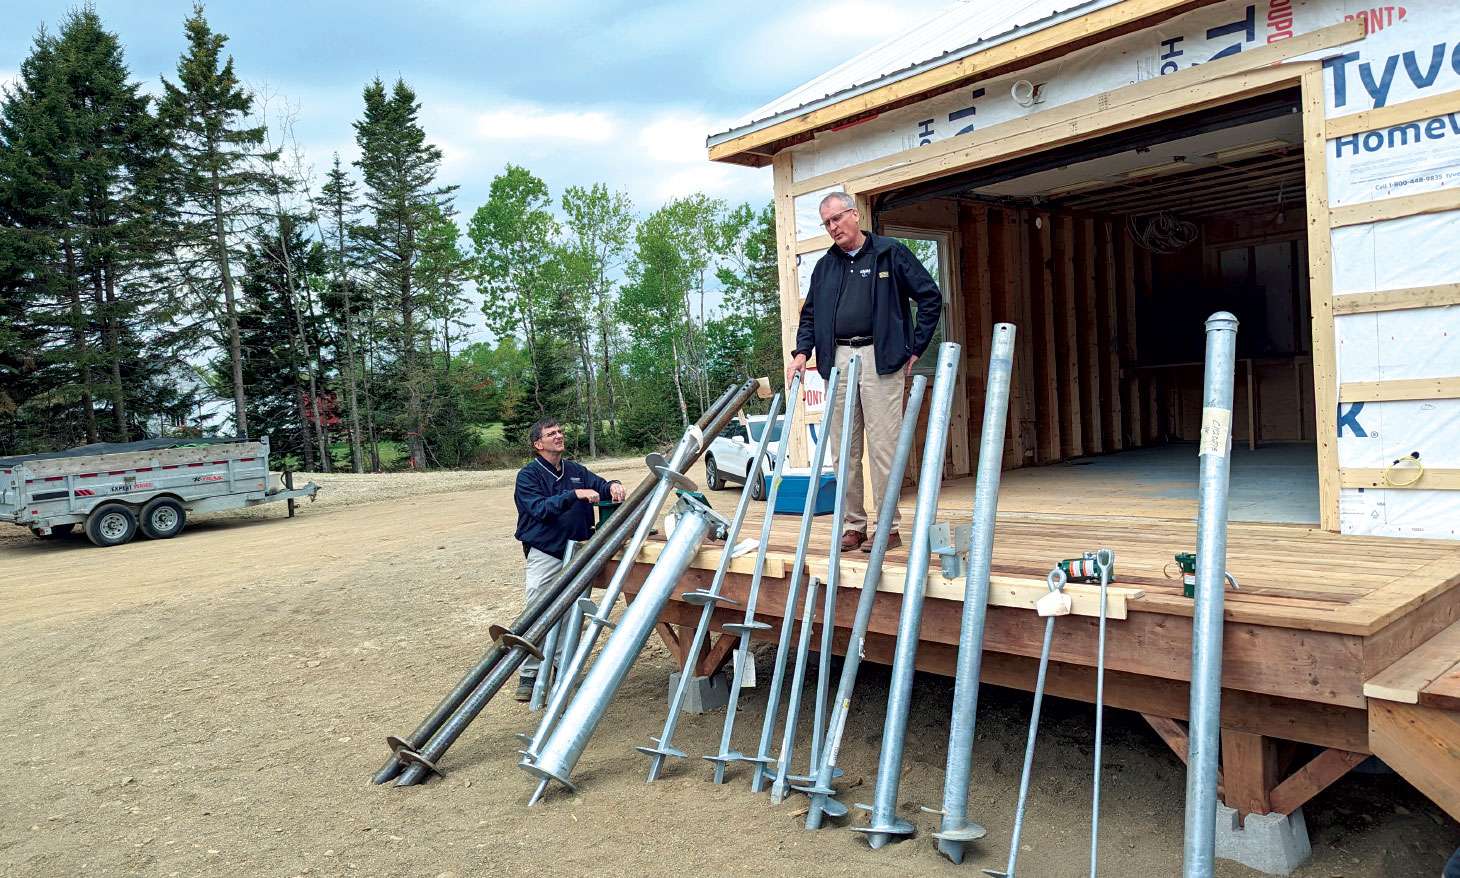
left=748, top=417, right=785, bottom=442
left=885, top=230, right=951, bottom=374
left=1214, top=238, right=1305, bottom=356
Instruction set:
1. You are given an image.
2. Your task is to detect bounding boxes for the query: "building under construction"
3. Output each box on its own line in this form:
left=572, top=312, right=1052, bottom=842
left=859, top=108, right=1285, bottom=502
left=379, top=2, right=1460, bottom=875
left=655, top=0, right=1460, bottom=870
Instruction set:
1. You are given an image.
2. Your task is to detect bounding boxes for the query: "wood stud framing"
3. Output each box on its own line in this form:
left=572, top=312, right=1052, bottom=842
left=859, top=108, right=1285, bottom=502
left=1301, top=67, right=1342, bottom=531
left=738, top=4, right=1460, bottom=831
left=948, top=205, right=1154, bottom=468
left=1332, top=283, right=1460, bottom=315
left=1330, top=187, right=1460, bottom=229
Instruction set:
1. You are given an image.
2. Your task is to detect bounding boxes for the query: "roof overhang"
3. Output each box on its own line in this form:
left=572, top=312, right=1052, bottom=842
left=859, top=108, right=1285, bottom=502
left=708, top=0, right=1227, bottom=167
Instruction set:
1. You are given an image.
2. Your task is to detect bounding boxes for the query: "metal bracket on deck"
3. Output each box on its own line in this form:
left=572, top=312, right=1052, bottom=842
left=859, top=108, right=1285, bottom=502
left=929, top=521, right=972, bottom=580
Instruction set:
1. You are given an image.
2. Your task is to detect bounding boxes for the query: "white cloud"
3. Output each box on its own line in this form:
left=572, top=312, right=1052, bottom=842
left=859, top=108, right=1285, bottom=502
left=637, top=112, right=721, bottom=164
left=714, top=0, right=952, bottom=94
left=473, top=105, right=619, bottom=144
left=653, top=163, right=746, bottom=203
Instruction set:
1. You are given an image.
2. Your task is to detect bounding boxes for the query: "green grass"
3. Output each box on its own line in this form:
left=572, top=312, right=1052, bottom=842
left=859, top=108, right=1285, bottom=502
left=471, top=423, right=506, bottom=445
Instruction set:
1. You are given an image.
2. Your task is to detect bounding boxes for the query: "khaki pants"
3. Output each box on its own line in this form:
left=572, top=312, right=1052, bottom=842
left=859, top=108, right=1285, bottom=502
left=521, top=547, right=563, bottom=677
left=824, top=344, right=906, bottom=536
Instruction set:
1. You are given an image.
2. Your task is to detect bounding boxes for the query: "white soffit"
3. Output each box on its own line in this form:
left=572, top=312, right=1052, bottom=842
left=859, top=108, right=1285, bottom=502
left=708, top=0, right=1121, bottom=147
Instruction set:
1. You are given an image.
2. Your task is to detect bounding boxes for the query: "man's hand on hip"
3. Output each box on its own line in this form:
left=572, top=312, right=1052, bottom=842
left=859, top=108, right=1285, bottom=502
left=786, top=353, right=808, bottom=386
left=574, top=488, right=601, bottom=503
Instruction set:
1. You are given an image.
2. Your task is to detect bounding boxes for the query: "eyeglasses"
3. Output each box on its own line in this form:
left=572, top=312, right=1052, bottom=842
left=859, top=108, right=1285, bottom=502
left=821, top=207, right=856, bottom=229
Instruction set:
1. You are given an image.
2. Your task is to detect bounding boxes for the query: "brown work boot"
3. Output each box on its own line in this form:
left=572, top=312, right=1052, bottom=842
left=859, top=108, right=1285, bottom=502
left=865, top=532, right=901, bottom=553
left=840, top=531, right=865, bottom=551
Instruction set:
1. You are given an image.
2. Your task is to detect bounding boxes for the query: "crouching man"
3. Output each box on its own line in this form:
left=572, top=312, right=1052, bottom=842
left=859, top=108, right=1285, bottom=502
left=512, top=418, right=625, bottom=701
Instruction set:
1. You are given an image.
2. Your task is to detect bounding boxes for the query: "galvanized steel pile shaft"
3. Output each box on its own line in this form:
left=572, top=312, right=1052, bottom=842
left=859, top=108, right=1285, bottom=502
left=525, top=381, right=758, bottom=757
left=993, top=567, right=1069, bottom=878
left=935, top=324, right=1016, bottom=864
left=524, top=496, right=724, bottom=802
left=803, top=374, right=928, bottom=830
left=810, top=355, right=861, bottom=774
left=1090, top=548, right=1114, bottom=878
left=749, top=366, right=842, bottom=793
left=373, top=486, right=652, bottom=785
left=550, top=570, right=588, bottom=705
left=370, top=384, right=741, bottom=785
left=641, top=390, right=785, bottom=782
left=811, top=567, right=836, bottom=780
left=391, top=382, right=754, bottom=786
left=529, top=541, right=580, bottom=711
left=705, top=375, right=806, bottom=783
left=391, top=485, right=663, bottom=786
left=1183, top=312, right=1239, bottom=878
left=854, top=341, right=962, bottom=849
left=770, top=575, right=822, bottom=802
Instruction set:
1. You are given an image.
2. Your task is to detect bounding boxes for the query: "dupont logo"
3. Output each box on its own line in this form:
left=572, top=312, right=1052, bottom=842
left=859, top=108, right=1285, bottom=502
left=1345, top=6, right=1408, bottom=35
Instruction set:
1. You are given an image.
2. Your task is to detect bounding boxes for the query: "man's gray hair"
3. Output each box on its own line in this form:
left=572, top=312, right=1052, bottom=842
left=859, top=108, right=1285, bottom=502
left=819, top=191, right=856, bottom=212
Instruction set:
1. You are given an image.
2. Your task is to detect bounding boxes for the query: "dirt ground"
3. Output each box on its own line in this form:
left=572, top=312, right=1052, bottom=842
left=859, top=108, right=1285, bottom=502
left=2, top=462, right=1456, bottom=878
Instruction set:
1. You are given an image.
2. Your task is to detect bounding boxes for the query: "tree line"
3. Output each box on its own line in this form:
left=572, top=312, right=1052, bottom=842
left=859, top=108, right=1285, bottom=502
left=0, top=4, right=782, bottom=470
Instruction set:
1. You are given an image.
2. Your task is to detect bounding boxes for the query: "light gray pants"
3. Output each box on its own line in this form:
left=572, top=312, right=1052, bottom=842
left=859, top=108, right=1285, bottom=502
left=521, top=547, right=563, bottom=677
left=824, top=344, right=907, bottom=536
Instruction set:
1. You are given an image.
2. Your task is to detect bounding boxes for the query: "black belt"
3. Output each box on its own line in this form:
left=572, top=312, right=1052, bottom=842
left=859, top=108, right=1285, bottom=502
left=836, top=335, right=874, bottom=347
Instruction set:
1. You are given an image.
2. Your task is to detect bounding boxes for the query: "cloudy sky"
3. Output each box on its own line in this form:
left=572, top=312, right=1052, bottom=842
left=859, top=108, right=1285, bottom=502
left=3, top=0, right=952, bottom=217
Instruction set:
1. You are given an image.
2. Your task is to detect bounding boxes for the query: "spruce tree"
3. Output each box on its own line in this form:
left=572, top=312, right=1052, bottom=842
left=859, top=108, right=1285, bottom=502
left=0, top=28, right=75, bottom=446
left=237, top=217, right=327, bottom=467
left=317, top=154, right=366, bottom=472
left=159, top=3, right=276, bottom=438
left=352, top=77, right=456, bottom=470
left=1, top=10, right=174, bottom=449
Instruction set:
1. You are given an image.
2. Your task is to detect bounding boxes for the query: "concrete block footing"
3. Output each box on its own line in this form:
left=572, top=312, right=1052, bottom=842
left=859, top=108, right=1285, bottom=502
left=1215, top=803, right=1312, bottom=876
left=668, top=671, right=731, bottom=715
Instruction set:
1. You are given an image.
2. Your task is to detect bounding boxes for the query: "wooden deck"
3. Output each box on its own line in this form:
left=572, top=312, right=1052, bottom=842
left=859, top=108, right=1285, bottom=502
left=615, top=469, right=1460, bottom=821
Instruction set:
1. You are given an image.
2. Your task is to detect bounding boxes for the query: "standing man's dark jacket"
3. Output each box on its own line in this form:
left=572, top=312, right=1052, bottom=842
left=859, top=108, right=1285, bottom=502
left=793, top=232, right=943, bottom=379
left=514, top=456, right=617, bottom=560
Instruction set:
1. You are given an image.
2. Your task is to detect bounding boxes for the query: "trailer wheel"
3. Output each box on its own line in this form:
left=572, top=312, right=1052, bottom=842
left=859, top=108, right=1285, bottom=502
left=140, top=498, right=187, bottom=539
left=85, top=504, right=138, bottom=547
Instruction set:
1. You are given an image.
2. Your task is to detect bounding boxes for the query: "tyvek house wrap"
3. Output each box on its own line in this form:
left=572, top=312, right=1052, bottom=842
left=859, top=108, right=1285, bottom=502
left=773, top=0, right=1460, bottom=539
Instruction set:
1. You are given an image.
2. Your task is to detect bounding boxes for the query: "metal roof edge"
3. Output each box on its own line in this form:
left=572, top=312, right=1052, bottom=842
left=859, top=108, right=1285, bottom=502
left=706, top=0, right=1121, bottom=151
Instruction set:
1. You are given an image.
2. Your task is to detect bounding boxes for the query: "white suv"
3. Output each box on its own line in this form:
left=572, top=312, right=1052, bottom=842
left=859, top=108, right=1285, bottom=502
left=704, top=413, right=784, bottom=501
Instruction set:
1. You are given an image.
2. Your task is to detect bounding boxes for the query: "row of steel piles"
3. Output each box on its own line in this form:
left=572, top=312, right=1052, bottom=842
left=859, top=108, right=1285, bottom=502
left=639, top=385, right=793, bottom=781
left=765, top=356, right=858, bottom=803
left=377, top=317, right=1242, bottom=872
left=987, top=314, right=1237, bottom=877
left=523, top=489, right=731, bottom=803
left=702, top=364, right=840, bottom=782
left=525, top=379, right=800, bottom=802
left=373, top=379, right=759, bottom=788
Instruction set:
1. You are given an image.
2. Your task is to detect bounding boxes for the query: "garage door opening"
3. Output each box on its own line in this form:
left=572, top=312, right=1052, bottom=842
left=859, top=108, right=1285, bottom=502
left=876, top=89, right=1318, bottom=524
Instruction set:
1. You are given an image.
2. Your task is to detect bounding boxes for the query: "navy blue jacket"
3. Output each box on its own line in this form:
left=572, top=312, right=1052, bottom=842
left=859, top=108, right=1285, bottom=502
left=793, top=232, right=943, bottom=378
left=514, top=455, right=619, bottom=560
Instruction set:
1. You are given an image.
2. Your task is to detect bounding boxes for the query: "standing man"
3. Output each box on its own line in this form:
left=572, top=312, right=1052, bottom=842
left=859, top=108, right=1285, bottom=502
left=787, top=191, right=943, bottom=552
left=512, top=418, right=625, bottom=701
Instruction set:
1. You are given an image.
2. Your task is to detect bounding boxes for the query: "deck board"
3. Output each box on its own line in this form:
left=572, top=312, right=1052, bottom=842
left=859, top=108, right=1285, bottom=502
left=658, top=472, right=1460, bottom=636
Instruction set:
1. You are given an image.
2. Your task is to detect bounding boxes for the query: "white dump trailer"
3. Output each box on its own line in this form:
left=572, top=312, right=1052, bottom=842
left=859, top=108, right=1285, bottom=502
left=0, top=436, right=318, bottom=547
